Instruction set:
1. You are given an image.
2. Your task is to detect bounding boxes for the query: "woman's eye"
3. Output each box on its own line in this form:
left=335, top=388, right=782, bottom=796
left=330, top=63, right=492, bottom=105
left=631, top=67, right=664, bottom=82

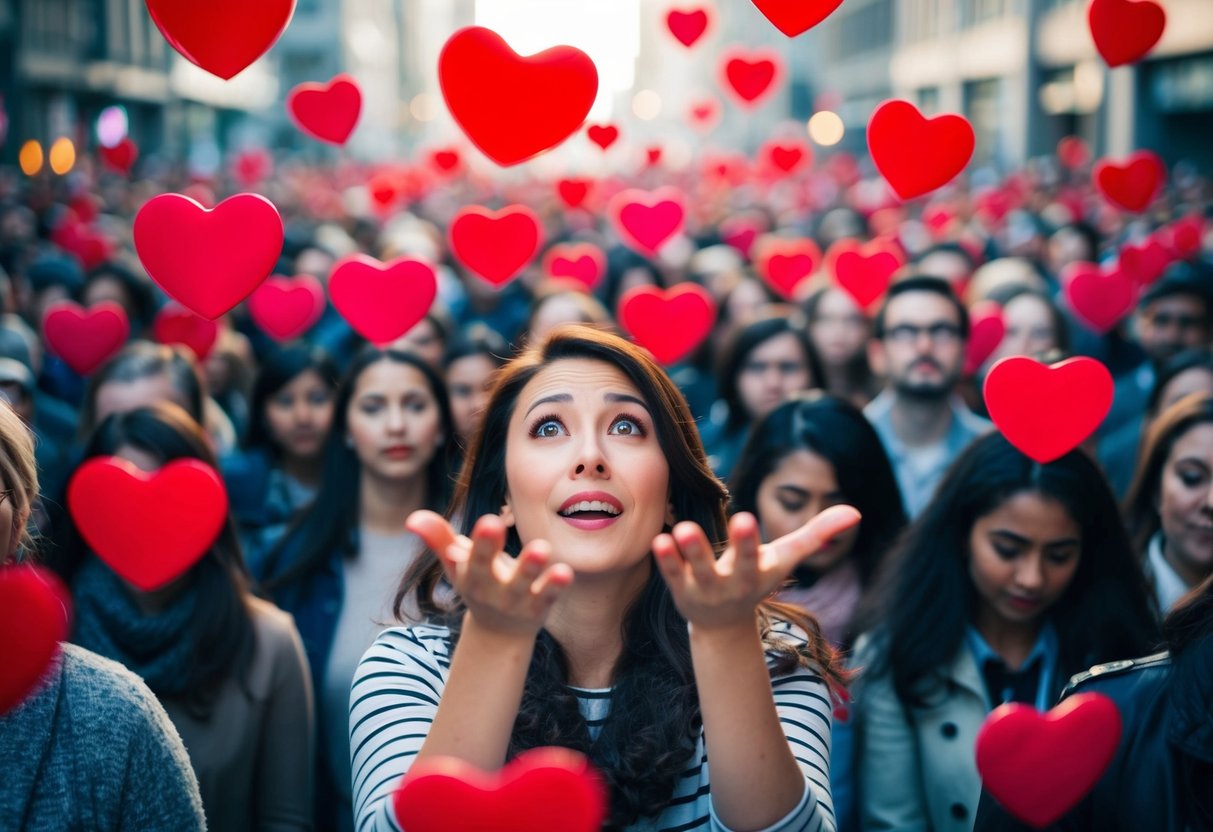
left=778, top=499, right=806, bottom=513
left=993, top=544, right=1019, bottom=560
left=359, top=402, right=382, bottom=415
left=307, top=391, right=332, bottom=406
left=1047, top=550, right=1077, bottom=565
left=1179, top=469, right=1205, bottom=487
left=535, top=420, right=564, bottom=438
left=610, top=417, right=644, bottom=436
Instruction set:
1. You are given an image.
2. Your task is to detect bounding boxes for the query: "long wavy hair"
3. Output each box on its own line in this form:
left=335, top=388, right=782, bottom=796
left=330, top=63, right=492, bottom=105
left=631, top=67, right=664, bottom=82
left=396, top=324, right=845, bottom=829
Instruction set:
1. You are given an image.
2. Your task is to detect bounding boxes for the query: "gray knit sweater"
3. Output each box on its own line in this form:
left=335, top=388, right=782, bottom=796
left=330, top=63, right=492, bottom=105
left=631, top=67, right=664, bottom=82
left=0, top=643, right=207, bottom=831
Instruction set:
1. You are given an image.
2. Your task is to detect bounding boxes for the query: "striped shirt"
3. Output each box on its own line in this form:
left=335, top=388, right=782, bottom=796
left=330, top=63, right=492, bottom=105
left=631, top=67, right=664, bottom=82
left=349, top=623, right=836, bottom=832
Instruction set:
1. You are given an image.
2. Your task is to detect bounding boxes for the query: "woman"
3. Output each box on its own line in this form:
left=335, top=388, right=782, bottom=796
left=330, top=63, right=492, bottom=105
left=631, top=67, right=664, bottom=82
left=443, top=324, right=509, bottom=449
left=255, top=345, right=455, bottom=832
left=1124, top=392, right=1213, bottom=616
left=804, top=286, right=881, bottom=409
left=852, top=432, right=1159, bottom=831
left=49, top=402, right=312, bottom=831
left=525, top=283, right=613, bottom=346
left=985, top=283, right=1069, bottom=364
left=350, top=324, right=860, bottom=831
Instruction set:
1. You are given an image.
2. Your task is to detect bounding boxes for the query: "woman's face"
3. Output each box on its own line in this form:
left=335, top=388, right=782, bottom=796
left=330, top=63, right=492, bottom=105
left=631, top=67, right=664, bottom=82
left=347, top=360, right=444, bottom=483
left=1155, top=369, right=1213, bottom=417
left=996, top=294, right=1057, bottom=361
left=755, top=449, right=859, bottom=573
left=264, top=369, right=335, bottom=461
left=968, top=492, right=1082, bottom=628
left=736, top=332, right=812, bottom=421
left=83, top=277, right=134, bottom=320
left=808, top=288, right=869, bottom=368
left=447, top=354, right=498, bottom=443
left=502, top=358, right=671, bottom=578
left=725, top=279, right=770, bottom=325
left=1157, top=422, right=1213, bottom=583
left=390, top=319, right=444, bottom=369
left=94, top=373, right=190, bottom=427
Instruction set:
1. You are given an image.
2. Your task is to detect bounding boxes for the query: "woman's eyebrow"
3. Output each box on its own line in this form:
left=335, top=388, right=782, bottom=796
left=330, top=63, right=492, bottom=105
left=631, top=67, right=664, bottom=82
left=604, top=392, right=650, bottom=411
left=524, top=393, right=572, bottom=418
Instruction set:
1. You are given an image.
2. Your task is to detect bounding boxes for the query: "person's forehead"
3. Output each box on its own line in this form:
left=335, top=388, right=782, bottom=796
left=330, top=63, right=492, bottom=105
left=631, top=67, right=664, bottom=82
left=1146, top=293, right=1208, bottom=316
left=885, top=290, right=959, bottom=323
left=514, top=359, right=643, bottom=416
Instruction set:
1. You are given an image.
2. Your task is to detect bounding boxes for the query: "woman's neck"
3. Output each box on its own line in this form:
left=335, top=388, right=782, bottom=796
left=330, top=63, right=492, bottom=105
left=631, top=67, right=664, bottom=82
left=359, top=472, right=427, bottom=536
left=280, top=452, right=323, bottom=487
left=973, top=605, right=1041, bottom=670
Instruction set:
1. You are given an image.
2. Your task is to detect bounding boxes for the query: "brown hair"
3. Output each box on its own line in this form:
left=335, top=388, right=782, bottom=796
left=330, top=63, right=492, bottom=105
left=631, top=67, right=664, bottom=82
left=0, top=401, right=38, bottom=557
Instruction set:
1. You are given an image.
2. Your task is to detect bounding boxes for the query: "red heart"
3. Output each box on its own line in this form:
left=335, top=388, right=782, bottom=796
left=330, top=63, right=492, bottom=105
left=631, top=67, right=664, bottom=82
left=666, top=7, right=711, bottom=47
left=430, top=148, right=463, bottom=173
left=1094, top=151, right=1165, bottom=213
left=1162, top=215, right=1204, bottom=260
left=749, top=0, right=846, bottom=36
left=720, top=49, right=782, bottom=107
left=1088, top=0, right=1166, bottom=68
left=964, top=301, right=1006, bottom=376
left=153, top=306, right=220, bottom=361
left=392, top=747, right=606, bottom=832
left=1057, top=135, right=1090, bottom=170
left=984, top=356, right=1114, bottom=463
left=368, top=170, right=404, bottom=212
left=99, top=138, right=139, bottom=174
left=608, top=188, right=687, bottom=256
left=287, top=74, right=362, bottom=145
left=826, top=238, right=903, bottom=311
left=755, top=238, right=822, bottom=300
left=557, top=177, right=593, bottom=209
left=449, top=205, right=543, bottom=287
left=586, top=123, right=620, bottom=151
left=247, top=274, right=326, bottom=342
left=645, top=146, right=664, bottom=167
left=329, top=255, right=438, bottom=345
left=688, top=99, right=720, bottom=130
left=720, top=219, right=761, bottom=259
left=1118, top=237, right=1172, bottom=286
left=618, top=284, right=717, bottom=365
left=42, top=301, right=130, bottom=376
left=542, top=244, right=607, bottom=291
left=1062, top=262, right=1139, bottom=333
left=704, top=153, right=749, bottom=186
left=232, top=148, right=273, bottom=188
left=439, top=27, right=599, bottom=166
left=867, top=100, right=975, bottom=200
left=134, top=193, right=284, bottom=320
left=0, top=566, right=70, bottom=716
left=762, top=139, right=811, bottom=175
left=976, top=693, right=1122, bottom=828
left=145, top=0, right=294, bottom=80
left=51, top=222, right=113, bottom=271
left=68, top=457, right=230, bottom=592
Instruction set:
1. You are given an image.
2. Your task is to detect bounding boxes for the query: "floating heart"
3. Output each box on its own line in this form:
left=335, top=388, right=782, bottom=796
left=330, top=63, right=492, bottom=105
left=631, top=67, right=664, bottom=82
left=42, top=301, right=130, bottom=376
left=609, top=188, right=687, bottom=256
left=247, top=274, right=326, bottom=342
left=99, top=138, right=139, bottom=174
left=557, top=177, right=593, bottom=209
left=329, top=255, right=438, bottom=345
left=762, top=139, right=812, bottom=175
left=430, top=148, right=463, bottom=173
left=145, top=0, right=295, bottom=80
left=1094, top=150, right=1165, bottom=213
left=1118, top=237, right=1172, bottom=286
left=688, top=98, right=721, bottom=130
left=392, top=747, right=606, bottom=832
left=826, top=238, right=903, bottom=311
left=1162, top=215, right=1204, bottom=260
left=153, top=306, right=220, bottom=361
left=755, top=238, right=822, bottom=300
left=666, top=7, right=711, bottom=47
left=749, top=0, right=846, bottom=36
left=867, top=100, right=975, bottom=200
left=964, top=301, right=1006, bottom=376
left=976, top=693, right=1122, bottom=828
left=287, top=74, right=362, bottom=145
left=618, top=284, right=716, bottom=365
left=720, top=49, right=782, bottom=107
left=439, top=27, right=599, bottom=166
left=586, top=123, right=620, bottom=151
left=720, top=218, right=761, bottom=259
left=0, top=566, right=70, bottom=716
left=1088, top=0, right=1165, bottom=68
left=232, top=148, right=273, bottom=189
left=542, top=244, right=607, bottom=291
left=368, top=169, right=404, bottom=212
left=449, top=205, right=543, bottom=287
left=68, top=457, right=230, bottom=592
left=51, top=221, right=113, bottom=271
left=984, top=356, right=1114, bottom=463
left=134, top=193, right=284, bottom=320
left=1062, top=262, right=1139, bottom=333
left=1057, top=135, right=1090, bottom=170
left=645, top=146, right=664, bottom=167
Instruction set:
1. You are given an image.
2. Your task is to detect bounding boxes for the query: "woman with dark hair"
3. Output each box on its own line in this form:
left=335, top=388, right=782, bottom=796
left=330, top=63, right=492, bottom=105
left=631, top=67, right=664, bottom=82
left=443, top=324, right=509, bottom=449
left=388, top=308, right=455, bottom=370
left=350, top=324, right=859, bottom=831
left=984, top=283, right=1070, bottom=364
left=51, top=402, right=313, bottom=832
left=254, top=345, right=455, bottom=832
left=82, top=261, right=157, bottom=335
left=852, top=432, right=1159, bottom=831
left=524, top=282, right=614, bottom=347
left=803, top=286, right=881, bottom=409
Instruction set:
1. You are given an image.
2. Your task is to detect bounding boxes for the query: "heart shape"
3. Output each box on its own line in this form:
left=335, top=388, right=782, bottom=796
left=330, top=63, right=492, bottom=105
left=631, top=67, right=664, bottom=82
left=1094, top=150, right=1165, bottom=213
left=688, top=98, right=721, bottom=130
left=368, top=169, right=404, bottom=212
left=134, top=193, right=284, bottom=320
left=666, top=7, right=711, bottom=47
left=99, top=138, right=139, bottom=174
left=556, top=177, right=593, bottom=209
left=287, top=74, right=363, bottom=145
left=247, top=274, right=327, bottom=342
left=1087, top=0, right=1166, bottom=68
left=68, top=457, right=229, bottom=592
left=976, top=693, right=1122, bottom=828
left=153, top=306, right=220, bottom=361
left=1062, top=262, right=1139, bottom=333
left=586, top=123, right=620, bottom=151
left=542, top=244, right=607, bottom=291
left=867, top=100, right=975, bottom=200
left=720, top=219, right=761, bottom=259
left=826, top=238, right=904, bottom=311
left=51, top=221, right=113, bottom=271
left=983, top=356, right=1114, bottom=463
left=720, top=49, right=782, bottom=107
left=608, top=188, right=687, bottom=256
left=392, top=747, right=606, bottom=832
left=755, top=238, right=822, bottom=300
left=329, top=255, right=438, bottom=345
left=1118, top=237, right=1172, bottom=286
left=964, top=301, right=1006, bottom=376
left=645, top=146, right=664, bottom=167
left=439, top=26, right=599, bottom=166
left=430, top=148, right=463, bottom=173
left=618, top=284, right=717, bottom=365
left=42, top=301, right=130, bottom=376
left=762, top=139, right=811, bottom=175
left=1162, top=215, right=1204, bottom=260
left=749, top=0, right=846, bottom=36
left=1057, top=135, right=1090, bottom=169
left=449, top=205, right=543, bottom=287
left=0, top=566, right=70, bottom=716
left=144, top=0, right=295, bottom=80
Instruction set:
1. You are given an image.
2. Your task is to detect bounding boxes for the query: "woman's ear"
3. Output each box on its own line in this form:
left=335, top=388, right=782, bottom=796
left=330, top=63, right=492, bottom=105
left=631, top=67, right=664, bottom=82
left=500, top=498, right=516, bottom=528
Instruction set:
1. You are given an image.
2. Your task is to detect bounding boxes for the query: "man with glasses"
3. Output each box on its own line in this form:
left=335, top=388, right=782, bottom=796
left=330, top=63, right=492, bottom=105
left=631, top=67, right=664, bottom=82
left=864, top=276, right=992, bottom=516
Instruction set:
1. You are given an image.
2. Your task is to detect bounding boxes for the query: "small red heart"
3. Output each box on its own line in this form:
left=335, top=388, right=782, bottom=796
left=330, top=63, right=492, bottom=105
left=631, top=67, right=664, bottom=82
left=755, top=238, right=822, bottom=300
left=868, top=100, right=975, bottom=200
left=439, top=27, right=599, bottom=166
left=368, top=170, right=404, bottom=212
left=720, top=49, right=782, bottom=107
left=618, top=284, right=717, bottom=365
left=1057, top=135, right=1090, bottom=169
left=975, top=188, right=1015, bottom=226
left=1118, top=237, right=1172, bottom=286
left=1062, top=262, right=1139, bottom=333
left=1162, top=215, right=1204, bottom=260
left=762, top=139, right=812, bottom=175
left=392, top=747, right=606, bottom=832
left=608, top=188, right=687, bottom=256
left=42, top=301, right=130, bottom=376
left=449, top=205, right=543, bottom=287
left=1094, top=150, right=1165, bottom=213
left=287, top=74, right=362, bottom=145
left=1088, top=0, right=1166, bottom=68
left=586, top=123, right=620, bottom=151
left=232, top=148, right=273, bottom=189
left=144, top=0, right=295, bottom=80
left=976, top=693, right=1122, bottom=828
left=703, top=153, right=749, bottom=186
left=964, top=301, right=1006, bottom=376
left=99, top=138, right=139, bottom=174
left=984, top=356, right=1114, bottom=463
left=645, top=146, right=664, bottom=167
left=329, top=255, right=438, bottom=345
left=68, top=457, right=229, bottom=592
left=430, top=148, right=463, bottom=173
left=542, top=244, right=607, bottom=291
left=153, top=306, right=220, bottom=361
left=749, top=0, right=846, bottom=36
left=688, top=98, right=720, bottom=130
left=51, top=222, right=113, bottom=271
left=720, top=219, right=761, bottom=259
left=557, top=177, right=593, bottom=209
left=0, top=566, right=70, bottom=716
left=134, top=193, right=284, bottom=320
left=826, top=238, right=903, bottom=311
left=247, top=274, right=326, bottom=342
left=666, top=7, right=711, bottom=47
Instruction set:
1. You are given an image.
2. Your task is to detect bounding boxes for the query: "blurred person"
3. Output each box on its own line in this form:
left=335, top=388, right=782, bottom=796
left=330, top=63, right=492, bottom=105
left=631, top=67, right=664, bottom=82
left=985, top=284, right=1070, bottom=363
left=443, top=324, right=509, bottom=448
left=387, top=309, right=453, bottom=370
left=82, top=261, right=156, bottom=336
left=204, top=325, right=256, bottom=444
left=915, top=242, right=978, bottom=297
left=524, top=283, right=613, bottom=346
left=804, top=285, right=881, bottom=408
left=964, top=258, right=1046, bottom=307
left=26, top=254, right=87, bottom=405
left=1044, top=222, right=1099, bottom=282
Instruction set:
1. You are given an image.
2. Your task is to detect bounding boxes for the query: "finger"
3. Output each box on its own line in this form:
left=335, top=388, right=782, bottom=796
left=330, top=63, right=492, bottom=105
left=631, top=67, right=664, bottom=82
left=507, top=540, right=552, bottom=600
left=729, top=512, right=762, bottom=583
left=652, top=533, right=687, bottom=586
left=672, top=521, right=718, bottom=585
left=529, top=563, right=575, bottom=614
left=465, top=515, right=507, bottom=589
left=767, top=505, right=861, bottom=570
left=406, top=510, right=462, bottom=569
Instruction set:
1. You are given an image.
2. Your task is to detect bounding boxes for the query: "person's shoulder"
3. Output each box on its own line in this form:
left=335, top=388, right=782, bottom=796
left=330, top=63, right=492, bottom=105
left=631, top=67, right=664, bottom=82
left=58, top=644, right=178, bottom=737
left=1063, top=650, right=1172, bottom=700
left=363, top=622, right=455, bottom=669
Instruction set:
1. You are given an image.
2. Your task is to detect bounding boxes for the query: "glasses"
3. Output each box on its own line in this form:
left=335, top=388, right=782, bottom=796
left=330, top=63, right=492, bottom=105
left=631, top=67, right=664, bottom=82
left=884, top=322, right=962, bottom=345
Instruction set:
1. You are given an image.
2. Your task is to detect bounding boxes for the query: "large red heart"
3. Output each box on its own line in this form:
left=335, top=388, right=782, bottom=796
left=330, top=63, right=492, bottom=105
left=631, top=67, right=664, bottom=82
left=826, top=238, right=903, bottom=311
left=1094, top=151, right=1165, bottom=213
left=144, top=0, right=295, bottom=80
left=329, top=255, right=438, bottom=345
left=153, top=306, right=220, bottom=361
left=964, top=301, right=1006, bottom=376
left=762, top=139, right=812, bottom=175
left=449, top=205, right=543, bottom=287
left=586, top=123, right=620, bottom=151
left=392, top=747, right=606, bottom=832
left=439, top=27, right=599, bottom=166
left=720, top=49, right=782, bottom=107
left=984, top=356, right=1114, bottom=463
left=755, top=238, right=822, bottom=300
left=287, top=74, right=362, bottom=145
left=868, top=100, right=975, bottom=200
left=749, top=0, right=846, bottom=36
left=1088, top=0, right=1166, bottom=68
left=618, top=284, right=717, bottom=365
left=68, top=457, right=229, bottom=592
left=666, top=7, right=711, bottom=47
left=976, top=693, right=1122, bottom=828
left=42, top=301, right=130, bottom=376
left=556, top=177, right=593, bottom=209
left=608, top=188, right=687, bottom=256
left=1118, top=237, right=1172, bottom=286
left=1062, top=262, right=1139, bottom=333
left=134, top=193, right=284, bottom=320
left=247, top=274, right=326, bottom=343
left=0, top=566, right=70, bottom=716
left=99, top=138, right=139, bottom=175
left=542, top=244, right=607, bottom=291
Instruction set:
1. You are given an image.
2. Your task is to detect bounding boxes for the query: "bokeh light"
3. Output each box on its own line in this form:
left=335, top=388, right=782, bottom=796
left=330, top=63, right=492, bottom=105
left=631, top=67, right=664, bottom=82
left=49, top=138, right=76, bottom=174
left=409, top=93, right=439, bottom=122
left=807, top=111, right=845, bottom=146
left=19, top=140, right=43, bottom=176
left=632, top=89, right=662, bottom=120
left=97, top=106, right=129, bottom=148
